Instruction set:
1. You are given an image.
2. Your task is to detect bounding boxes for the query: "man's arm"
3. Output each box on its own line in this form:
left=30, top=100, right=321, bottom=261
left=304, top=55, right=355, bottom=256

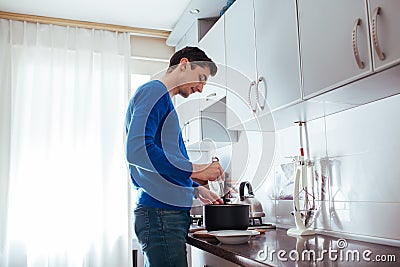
left=194, top=186, right=224, bottom=205
left=126, top=88, right=192, bottom=180
left=126, top=85, right=223, bottom=182
left=191, top=162, right=224, bottom=182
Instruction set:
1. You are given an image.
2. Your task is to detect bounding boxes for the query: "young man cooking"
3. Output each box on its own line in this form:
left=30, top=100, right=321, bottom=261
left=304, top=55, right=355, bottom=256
left=125, top=46, right=224, bottom=266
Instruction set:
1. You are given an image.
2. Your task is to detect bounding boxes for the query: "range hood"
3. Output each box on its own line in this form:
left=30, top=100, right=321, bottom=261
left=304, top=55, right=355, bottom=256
left=186, top=97, right=238, bottom=150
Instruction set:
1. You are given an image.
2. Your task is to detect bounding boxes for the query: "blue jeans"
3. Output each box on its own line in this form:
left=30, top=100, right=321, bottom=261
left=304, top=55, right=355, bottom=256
left=134, top=204, right=191, bottom=267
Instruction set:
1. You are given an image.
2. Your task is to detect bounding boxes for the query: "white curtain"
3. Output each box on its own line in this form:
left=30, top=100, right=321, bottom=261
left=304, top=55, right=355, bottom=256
left=0, top=19, right=132, bottom=267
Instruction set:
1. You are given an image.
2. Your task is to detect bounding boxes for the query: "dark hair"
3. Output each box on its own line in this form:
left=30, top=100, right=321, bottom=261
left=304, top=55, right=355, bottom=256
left=168, top=46, right=217, bottom=76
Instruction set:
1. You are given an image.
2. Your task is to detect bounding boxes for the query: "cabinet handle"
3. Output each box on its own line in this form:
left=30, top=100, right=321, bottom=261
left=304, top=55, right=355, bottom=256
left=372, top=7, right=386, bottom=61
left=247, top=81, right=257, bottom=113
left=186, top=124, right=189, bottom=143
left=186, top=122, right=190, bottom=143
left=205, top=92, right=217, bottom=101
left=183, top=122, right=189, bottom=143
left=351, top=18, right=365, bottom=69
left=183, top=124, right=187, bottom=143
left=256, top=76, right=267, bottom=111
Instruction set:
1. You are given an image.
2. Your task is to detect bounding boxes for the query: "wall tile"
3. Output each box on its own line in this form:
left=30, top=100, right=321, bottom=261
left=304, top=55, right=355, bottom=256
left=326, top=94, right=400, bottom=158
left=255, top=165, right=276, bottom=224
left=325, top=94, right=400, bottom=203
left=275, top=200, right=295, bottom=227
left=259, top=94, right=400, bottom=242
left=330, top=201, right=400, bottom=240
left=261, top=200, right=276, bottom=224
left=301, top=117, right=327, bottom=161
left=255, top=166, right=276, bottom=200
left=273, top=116, right=326, bottom=166
left=231, top=131, right=275, bottom=191
left=326, top=153, right=400, bottom=202
left=274, top=125, right=299, bottom=166
left=313, top=200, right=331, bottom=231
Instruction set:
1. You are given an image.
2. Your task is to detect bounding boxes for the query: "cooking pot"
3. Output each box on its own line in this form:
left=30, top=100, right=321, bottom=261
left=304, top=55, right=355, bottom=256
left=203, top=204, right=249, bottom=231
left=233, top=181, right=265, bottom=218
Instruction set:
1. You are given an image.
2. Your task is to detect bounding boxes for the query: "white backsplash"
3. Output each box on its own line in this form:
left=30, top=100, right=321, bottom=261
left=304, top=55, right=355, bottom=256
left=232, top=94, right=400, bottom=245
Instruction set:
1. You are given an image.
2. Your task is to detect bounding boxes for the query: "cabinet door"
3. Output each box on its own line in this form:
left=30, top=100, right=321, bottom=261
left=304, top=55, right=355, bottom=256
left=368, top=0, right=400, bottom=71
left=185, top=119, right=201, bottom=147
left=175, top=94, right=201, bottom=147
left=200, top=86, right=226, bottom=111
left=254, top=0, right=302, bottom=112
left=199, top=16, right=227, bottom=111
left=190, top=246, right=240, bottom=267
left=225, top=0, right=259, bottom=131
left=199, top=16, right=225, bottom=65
left=186, top=21, right=199, bottom=46
left=298, top=0, right=372, bottom=99
left=175, top=35, right=187, bottom=52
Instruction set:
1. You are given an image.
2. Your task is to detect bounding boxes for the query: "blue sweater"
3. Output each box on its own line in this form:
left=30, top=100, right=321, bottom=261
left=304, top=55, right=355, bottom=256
left=125, top=80, right=198, bottom=210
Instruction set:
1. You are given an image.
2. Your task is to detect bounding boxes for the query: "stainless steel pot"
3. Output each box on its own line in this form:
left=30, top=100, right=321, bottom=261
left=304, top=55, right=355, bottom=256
left=203, top=204, right=250, bottom=231
left=233, top=181, right=265, bottom=218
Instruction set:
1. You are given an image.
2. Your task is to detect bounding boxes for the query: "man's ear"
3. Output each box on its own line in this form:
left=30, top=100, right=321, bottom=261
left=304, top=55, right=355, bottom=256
left=179, top=58, right=189, bottom=71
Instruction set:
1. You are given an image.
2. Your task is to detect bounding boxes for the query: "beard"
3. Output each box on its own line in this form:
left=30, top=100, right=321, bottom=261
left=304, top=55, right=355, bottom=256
left=180, top=91, right=190, bottom=98
left=180, top=86, right=194, bottom=98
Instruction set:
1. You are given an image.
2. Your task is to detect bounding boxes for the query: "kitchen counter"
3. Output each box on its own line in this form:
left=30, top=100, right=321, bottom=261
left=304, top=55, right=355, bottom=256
left=187, top=228, right=399, bottom=266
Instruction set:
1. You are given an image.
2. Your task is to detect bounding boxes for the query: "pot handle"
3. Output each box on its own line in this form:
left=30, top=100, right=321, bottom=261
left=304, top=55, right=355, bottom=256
left=239, top=181, right=254, bottom=201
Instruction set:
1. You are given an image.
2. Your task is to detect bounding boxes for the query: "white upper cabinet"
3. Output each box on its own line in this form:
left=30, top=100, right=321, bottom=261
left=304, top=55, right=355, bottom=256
left=298, top=0, right=373, bottom=99
left=254, top=0, right=302, bottom=113
left=199, top=17, right=225, bottom=64
left=368, top=0, right=400, bottom=71
left=198, top=16, right=227, bottom=111
left=175, top=35, right=186, bottom=52
left=175, top=0, right=400, bottom=133
left=175, top=20, right=198, bottom=52
left=225, top=0, right=257, bottom=83
left=186, top=21, right=199, bottom=47
left=225, top=0, right=301, bottom=131
left=299, top=0, right=400, bottom=99
left=175, top=17, right=236, bottom=149
left=225, top=0, right=260, bottom=131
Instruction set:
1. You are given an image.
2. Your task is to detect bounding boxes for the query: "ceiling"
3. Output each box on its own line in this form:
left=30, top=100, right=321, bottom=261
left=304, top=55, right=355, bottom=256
left=0, top=0, right=191, bottom=31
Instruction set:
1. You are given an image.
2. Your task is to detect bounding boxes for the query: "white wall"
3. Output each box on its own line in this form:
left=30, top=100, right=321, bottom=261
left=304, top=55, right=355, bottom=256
left=255, top=94, right=400, bottom=245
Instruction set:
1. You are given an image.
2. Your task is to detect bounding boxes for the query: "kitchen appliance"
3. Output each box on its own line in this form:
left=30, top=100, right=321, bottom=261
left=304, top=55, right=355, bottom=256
left=233, top=181, right=265, bottom=223
left=203, top=203, right=250, bottom=231
left=287, top=121, right=317, bottom=236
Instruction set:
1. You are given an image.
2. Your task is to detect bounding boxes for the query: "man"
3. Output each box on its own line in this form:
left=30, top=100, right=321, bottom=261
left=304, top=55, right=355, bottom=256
left=125, top=46, right=224, bottom=267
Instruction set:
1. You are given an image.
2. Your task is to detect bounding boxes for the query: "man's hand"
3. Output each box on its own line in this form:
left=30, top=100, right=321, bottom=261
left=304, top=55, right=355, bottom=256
left=191, top=161, right=224, bottom=182
left=195, top=186, right=224, bottom=205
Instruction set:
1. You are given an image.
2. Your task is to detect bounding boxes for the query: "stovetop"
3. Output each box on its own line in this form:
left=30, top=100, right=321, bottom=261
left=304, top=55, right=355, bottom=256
left=189, top=215, right=276, bottom=230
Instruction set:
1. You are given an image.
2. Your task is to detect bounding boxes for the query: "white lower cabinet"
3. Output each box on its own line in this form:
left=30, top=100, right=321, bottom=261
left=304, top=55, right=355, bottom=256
left=190, top=246, right=240, bottom=267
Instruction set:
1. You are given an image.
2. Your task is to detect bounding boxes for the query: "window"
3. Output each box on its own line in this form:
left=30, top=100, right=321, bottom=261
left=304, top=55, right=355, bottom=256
left=130, top=73, right=150, bottom=96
